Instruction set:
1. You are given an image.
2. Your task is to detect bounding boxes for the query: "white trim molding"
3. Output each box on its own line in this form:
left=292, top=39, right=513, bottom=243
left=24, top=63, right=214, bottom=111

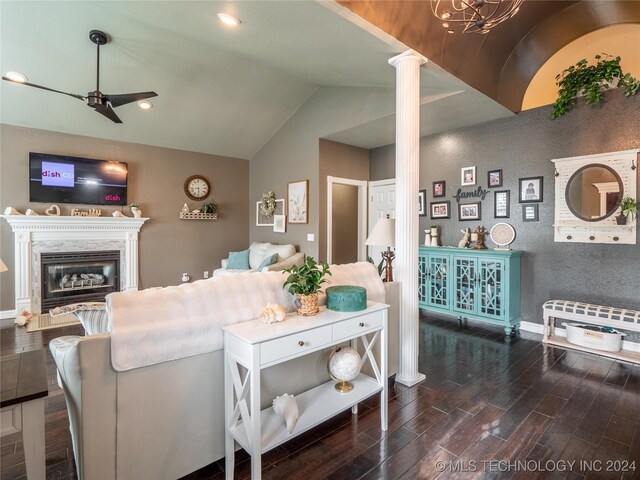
left=0, top=310, right=17, bottom=320
left=1, top=216, right=147, bottom=313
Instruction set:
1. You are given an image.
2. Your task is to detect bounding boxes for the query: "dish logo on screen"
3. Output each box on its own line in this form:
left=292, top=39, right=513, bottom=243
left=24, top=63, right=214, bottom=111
left=104, top=194, right=121, bottom=203
left=42, top=162, right=74, bottom=187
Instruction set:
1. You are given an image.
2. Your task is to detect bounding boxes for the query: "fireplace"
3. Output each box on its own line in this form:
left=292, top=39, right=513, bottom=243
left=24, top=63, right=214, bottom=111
left=40, top=251, right=120, bottom=310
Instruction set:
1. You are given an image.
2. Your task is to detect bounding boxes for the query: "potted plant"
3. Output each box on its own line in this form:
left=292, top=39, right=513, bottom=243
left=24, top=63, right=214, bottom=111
left=430, top=224, right=438, bottom=236
left=200, top=202, right=218, bottom=214
left=129, top=202, right=141, bottom=218
left=552, top=54, right=639, bottom=119
left=616, top=196, right=638, bottom=225
left=283, top=256, right=331, bottom=316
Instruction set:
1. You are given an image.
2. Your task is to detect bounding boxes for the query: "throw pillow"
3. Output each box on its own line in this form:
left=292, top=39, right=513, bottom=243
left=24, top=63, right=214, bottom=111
left=226, top=249, right=250, bottom=270
left=257, top=253, right=278, bottom=272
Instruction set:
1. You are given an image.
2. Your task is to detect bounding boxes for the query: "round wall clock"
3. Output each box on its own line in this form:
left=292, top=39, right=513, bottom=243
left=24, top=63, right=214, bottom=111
left=184, top=175, right=210, bottom=201
left=490, top=223, right=516, bottom=249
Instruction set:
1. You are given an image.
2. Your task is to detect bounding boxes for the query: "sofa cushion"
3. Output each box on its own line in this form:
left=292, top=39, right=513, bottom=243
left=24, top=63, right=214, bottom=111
left=227, top=249, right=250, bottom=270
left=264, top=243, right=296, bottom=262
left=249, top=242, right=271, bottom=269
left=257, top=254, right=278, bottom=272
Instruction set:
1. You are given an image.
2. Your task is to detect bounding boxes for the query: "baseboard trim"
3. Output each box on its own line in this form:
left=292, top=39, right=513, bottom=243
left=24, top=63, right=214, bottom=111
left=0, top=309, right=16, bottom=320
left=519, top=321, right=640, bottom=354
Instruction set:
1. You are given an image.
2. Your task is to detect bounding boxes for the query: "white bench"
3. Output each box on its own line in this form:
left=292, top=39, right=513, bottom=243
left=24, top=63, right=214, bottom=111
left=543, top=300, right=640, bottom=364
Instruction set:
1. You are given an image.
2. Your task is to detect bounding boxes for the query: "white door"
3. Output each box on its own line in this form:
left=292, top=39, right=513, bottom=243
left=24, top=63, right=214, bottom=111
left=368, top=180, right=396, bottom=265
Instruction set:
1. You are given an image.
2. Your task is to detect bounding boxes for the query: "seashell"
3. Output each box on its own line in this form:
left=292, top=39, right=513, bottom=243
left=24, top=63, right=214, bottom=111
left=45, top=205, right=61, bottom=216
left=112, top=210, right=126, bottom=217
left=14, top=309, right=33, bottom=326
left=192, top=209, right=200, bottom=213
left=4, top=207, right=23, bottom=215
left=25, top=209, right=39, bottom=216
left=260, top=303, right=286, bottom=324
left=273, top=393, right=299, bottom=434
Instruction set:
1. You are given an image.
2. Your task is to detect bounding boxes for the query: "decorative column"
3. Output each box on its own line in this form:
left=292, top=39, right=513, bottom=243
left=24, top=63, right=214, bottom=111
left=389, top=50, right=427, bottom=387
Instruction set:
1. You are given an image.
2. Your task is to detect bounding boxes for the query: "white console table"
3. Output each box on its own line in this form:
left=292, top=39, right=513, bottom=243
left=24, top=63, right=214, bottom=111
left=223, top=302, right=389, bottom=480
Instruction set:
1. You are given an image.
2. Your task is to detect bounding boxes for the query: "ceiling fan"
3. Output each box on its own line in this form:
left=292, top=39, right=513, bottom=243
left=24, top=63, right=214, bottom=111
left=2, top=30, right=157, bottom=124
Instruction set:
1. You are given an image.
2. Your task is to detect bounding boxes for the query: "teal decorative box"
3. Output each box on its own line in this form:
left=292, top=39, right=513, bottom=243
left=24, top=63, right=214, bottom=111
left=326, top=286, right=367, bottom=312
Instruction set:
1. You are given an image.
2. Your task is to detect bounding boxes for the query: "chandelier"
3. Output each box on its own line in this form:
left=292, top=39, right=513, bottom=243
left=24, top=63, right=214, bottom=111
left=431, top=0, right=524, bottom=34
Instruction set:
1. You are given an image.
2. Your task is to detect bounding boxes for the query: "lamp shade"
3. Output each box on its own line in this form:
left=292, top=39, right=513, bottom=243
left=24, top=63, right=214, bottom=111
left=365, top=217, right=395, bottom=248
left=0, top=258, right=7, bottom=273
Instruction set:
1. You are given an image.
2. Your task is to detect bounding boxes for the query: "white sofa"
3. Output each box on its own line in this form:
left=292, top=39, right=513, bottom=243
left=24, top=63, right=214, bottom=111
left=215, top=242, right=304, bottom=276
left=50, top=265, right=399, bottom=480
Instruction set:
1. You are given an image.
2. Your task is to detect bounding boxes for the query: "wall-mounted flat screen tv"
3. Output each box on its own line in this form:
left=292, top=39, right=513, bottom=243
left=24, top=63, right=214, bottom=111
left=29, top=153, right=128, bottom=206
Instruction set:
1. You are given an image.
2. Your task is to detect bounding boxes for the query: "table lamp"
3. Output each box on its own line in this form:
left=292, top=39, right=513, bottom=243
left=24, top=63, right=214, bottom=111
left=0, top=259, right=7, bottom=273
left=365, top=215, right=395, bottom=282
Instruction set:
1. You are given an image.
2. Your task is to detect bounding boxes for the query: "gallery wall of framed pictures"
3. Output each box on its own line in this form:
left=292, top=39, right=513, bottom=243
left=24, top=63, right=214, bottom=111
left=423, top=165, right=545, bottom=225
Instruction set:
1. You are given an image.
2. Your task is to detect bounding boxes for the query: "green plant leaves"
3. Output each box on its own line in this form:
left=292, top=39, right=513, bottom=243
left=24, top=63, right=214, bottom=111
left=283, top=256, right=332, bottom=295
left=552, top=53, right=639, bottom=119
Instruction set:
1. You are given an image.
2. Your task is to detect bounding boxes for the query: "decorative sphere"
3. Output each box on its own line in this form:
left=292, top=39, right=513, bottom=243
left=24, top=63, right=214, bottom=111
left=328, top=347, right=361, bottom=382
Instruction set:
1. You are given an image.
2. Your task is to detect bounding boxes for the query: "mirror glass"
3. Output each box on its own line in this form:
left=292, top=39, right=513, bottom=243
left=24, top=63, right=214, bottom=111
left=566, top=164, right=622, bottom=221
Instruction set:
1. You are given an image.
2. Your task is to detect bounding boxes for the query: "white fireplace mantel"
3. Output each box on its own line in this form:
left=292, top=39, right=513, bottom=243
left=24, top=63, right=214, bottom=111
left=1, top=215, right=148, bottom=313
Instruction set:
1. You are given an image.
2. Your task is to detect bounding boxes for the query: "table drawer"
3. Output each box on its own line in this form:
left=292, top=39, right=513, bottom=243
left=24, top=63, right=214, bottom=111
left=260, top=325, right=332, bottom=365
left=333, top=311, right=384, bottom=340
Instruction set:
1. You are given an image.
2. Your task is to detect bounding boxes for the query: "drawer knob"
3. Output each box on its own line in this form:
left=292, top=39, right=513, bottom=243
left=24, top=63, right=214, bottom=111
left=298, top=341, right=304, bottom=347
left=566, top=235, right=572, bottom=240
left=359, top=322, right=365, bottom=327
left=613, top=236, right=619, bottom=241
left=589, top=236, right=595, bottom=241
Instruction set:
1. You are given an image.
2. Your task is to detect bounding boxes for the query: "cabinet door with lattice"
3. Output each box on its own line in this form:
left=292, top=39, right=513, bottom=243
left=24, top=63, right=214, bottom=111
left=453, top=257, right=477, bottom=314
left=427, top=254, right=451, bottom=310
left=478, top=259, right=505, bottom=320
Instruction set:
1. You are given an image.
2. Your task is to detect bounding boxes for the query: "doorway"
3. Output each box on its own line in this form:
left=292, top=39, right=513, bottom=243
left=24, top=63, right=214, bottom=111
left=326, top=176, right=367, bottom=264
left=368, top=179, right=396, bottom=265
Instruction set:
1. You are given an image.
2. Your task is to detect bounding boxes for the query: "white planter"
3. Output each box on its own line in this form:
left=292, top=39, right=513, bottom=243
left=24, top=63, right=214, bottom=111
left=563, top=322, right=625, bottom=352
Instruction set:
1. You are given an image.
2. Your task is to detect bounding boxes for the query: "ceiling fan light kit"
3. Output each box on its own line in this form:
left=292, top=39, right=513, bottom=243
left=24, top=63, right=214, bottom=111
left=1, top=29, right=157, bottom=124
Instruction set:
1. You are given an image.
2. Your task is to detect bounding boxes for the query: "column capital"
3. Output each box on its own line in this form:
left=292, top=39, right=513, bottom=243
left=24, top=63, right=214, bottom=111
left=388, top=49, right=428, bottom=68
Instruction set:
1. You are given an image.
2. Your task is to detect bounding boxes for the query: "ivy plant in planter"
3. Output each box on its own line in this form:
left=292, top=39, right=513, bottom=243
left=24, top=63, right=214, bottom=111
left=552, top=54, right=640, bottom=119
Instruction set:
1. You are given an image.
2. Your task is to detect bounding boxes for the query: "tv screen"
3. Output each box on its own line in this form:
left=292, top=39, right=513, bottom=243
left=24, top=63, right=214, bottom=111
left=29, top=153, right=128, bottom=206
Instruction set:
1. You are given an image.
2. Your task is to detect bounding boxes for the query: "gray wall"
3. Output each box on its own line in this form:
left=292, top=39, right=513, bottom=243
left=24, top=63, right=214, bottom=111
left=319, top=139, right=369, bottom=262
left=249, top=86, right=393, bottom=259
left=0, top=125, right=249, bottom=311
left=370, top=90, right=640, bottom=325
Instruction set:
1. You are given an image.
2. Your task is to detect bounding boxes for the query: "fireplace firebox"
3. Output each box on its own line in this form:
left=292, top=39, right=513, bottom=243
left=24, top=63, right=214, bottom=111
left=40, top=251, right=120, bottom=310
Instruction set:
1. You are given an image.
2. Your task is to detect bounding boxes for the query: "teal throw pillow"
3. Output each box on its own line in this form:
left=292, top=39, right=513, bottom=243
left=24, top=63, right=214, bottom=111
left=226, top=249, right=250, bottom=270
left=257, top=254, right=278, bottom=272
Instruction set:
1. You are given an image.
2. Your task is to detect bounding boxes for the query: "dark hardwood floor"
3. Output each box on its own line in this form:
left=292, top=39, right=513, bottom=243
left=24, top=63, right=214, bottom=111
left=1, top=315, right=639, bottom=480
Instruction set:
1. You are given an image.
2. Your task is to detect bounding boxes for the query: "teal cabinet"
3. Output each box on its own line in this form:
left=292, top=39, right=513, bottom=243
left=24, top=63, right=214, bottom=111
left=419, top=247, right=522, bottom=335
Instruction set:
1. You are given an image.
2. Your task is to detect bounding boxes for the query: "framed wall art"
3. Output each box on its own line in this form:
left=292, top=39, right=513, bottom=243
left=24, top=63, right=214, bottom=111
left=523, top=204, right=539, bottom=222
left=256, top=199, right=285, bottom=226
left=288, top=180, right=308, bottom=224
left=273, top=214, right=286, bottom=233
left=494, top=190, right=510, bottom=218
left=461, top=166, right=476, bottom=186
left=432, top=180, right=446, bottom=198
left=418, top=189, right=427, bottom=216
left=459, top=202, right=481, bottom=221
left=430, top=201, right=450, bottom=219
left=488, top=169, right=503, bottom=188
left=519, top=176, right=544, bottom=203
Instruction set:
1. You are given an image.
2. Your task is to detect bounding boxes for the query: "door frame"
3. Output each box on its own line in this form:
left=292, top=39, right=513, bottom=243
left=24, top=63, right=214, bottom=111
left=326, top=176, right=368, bottom=264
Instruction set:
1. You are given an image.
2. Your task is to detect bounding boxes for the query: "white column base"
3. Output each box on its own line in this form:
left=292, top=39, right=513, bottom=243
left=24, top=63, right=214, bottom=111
left=395, top=372, right=426, bottom=387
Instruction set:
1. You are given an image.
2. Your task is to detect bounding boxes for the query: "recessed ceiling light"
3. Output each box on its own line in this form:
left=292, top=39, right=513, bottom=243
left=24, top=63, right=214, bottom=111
left=138, top=100, right=153, bottom=110
left=4, top=71, right=28, bottom=83
left=217, top=13, right=240, bottom=26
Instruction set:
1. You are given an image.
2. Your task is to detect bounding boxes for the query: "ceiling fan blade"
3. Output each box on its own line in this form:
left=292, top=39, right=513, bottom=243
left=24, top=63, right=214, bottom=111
left=94, top=103, right=123, bottom=123
left=2, top=76, right=86, bottom=101
left=104, top=91, right=157, bottom=108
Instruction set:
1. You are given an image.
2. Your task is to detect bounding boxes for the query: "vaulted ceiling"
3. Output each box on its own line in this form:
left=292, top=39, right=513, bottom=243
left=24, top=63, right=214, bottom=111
left=0, top=1, right=511, bottom=159
left=338, top=0, right=640, bottom=112
left=2, top=1, right=636, bottom=159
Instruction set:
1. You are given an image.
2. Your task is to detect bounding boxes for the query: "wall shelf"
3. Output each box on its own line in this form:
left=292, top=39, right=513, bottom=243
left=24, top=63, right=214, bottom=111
left=179, top=212, right=217, bottom=221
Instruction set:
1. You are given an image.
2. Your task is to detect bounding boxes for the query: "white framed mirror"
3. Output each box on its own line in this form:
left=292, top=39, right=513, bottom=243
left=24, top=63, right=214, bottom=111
left=552, top=149, right=638, bottom=245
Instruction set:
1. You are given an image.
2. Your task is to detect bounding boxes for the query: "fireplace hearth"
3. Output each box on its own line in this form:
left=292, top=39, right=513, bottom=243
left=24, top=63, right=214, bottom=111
left=41, top=251, right=120, bottom=310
